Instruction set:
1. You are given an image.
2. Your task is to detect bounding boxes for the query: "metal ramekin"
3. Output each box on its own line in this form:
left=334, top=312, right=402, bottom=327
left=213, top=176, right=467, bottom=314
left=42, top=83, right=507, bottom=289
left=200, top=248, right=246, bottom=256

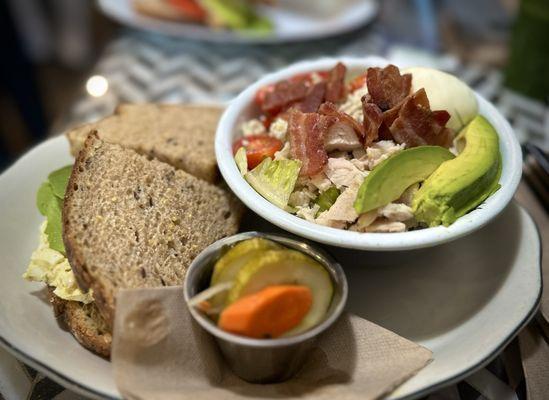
left=183, top=232, right=348, bottom=383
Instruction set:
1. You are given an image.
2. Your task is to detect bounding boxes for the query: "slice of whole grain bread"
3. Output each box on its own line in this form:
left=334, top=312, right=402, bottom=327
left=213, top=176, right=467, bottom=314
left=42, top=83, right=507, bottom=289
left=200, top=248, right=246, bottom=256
left=66, top=104, right=222, bottom=183
left=47, top=288, right=112, bottom=358
left=63, top=132, right=243, bottom=328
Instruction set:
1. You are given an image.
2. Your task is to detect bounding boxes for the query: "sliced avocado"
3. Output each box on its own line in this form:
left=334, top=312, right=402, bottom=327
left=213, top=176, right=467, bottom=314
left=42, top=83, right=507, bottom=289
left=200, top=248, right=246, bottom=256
left=48, top=165, right=73, bottom=199
left=210, top=238, right=281, bottom=308
left=354, top=146, right=455, bottom=214
left=245, top=157, right=301, bottom=209
left=315, top=186, right=340, bottom=213
left=412, top=115, right=501, bottom=227
left=227, top=249, right=333, bottom=336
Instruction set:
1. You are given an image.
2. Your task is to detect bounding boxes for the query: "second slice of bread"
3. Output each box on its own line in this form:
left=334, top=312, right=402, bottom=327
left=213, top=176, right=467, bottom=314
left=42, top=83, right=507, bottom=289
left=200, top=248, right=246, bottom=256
left=63, top=132, right=243, bottom=328
left=66, top=104, right=223, bottom=183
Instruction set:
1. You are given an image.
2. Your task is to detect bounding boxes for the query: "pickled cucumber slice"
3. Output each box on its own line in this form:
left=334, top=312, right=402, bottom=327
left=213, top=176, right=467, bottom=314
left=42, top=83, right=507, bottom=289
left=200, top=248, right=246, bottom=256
left=227, top=249, right=333, bottom=335
left=210, top=238, right=281, bottom=307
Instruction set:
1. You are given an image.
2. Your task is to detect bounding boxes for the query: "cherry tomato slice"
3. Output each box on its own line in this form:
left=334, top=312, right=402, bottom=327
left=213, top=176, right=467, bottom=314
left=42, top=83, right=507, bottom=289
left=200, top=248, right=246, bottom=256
left=348, top=72, right=368, bottom=92
left=168, top=0, right=206, bottom=21
left=233, top=135, right=283, bottom=169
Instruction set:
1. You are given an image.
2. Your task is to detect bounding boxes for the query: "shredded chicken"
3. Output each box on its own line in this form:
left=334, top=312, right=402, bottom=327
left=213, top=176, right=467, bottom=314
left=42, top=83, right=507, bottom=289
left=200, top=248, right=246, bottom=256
left=325, top=158, right=366, bottom=189
left=339, top=86, right=369, bottom=123
left=363, top=219, right=407, bottom=233
left=315, top=181, right=361, bottom=226
left=349, top=210, right=377, bottom=232
left=366, top=140, right=405, bottom=169
left=295, top=204, right=320, bottom=223
left=324, top=121, right=362, bottom=152
left=378, top=203, right=414, bottom=222
left=309, top=173, right=332, bottom=193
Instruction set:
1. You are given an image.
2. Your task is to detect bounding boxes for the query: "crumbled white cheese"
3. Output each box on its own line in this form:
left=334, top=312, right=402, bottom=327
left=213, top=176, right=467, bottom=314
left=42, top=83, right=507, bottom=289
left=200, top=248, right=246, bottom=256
left=241, top=118, right=266, bottom=137
left=268, top=118, right=288, bottom=141
left=339, top=86, right=369, bottom=123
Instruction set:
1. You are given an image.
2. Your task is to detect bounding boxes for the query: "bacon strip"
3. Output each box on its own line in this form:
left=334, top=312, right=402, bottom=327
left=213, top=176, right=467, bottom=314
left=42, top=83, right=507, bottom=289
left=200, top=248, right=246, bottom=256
left=289, top=110, right=333, bottom=176
left=361, top=95, right=383, bottom=147
left=325, top=62, right=347, bottom=103
left=262, top=80, right=308, bottom=114
left=389, top=89, right=453, bottom=148
left=294, top=82, right=326, bottom=113
left=366, top=64, right=412, bottom=111
left=319, top=102, right=364, bottom=136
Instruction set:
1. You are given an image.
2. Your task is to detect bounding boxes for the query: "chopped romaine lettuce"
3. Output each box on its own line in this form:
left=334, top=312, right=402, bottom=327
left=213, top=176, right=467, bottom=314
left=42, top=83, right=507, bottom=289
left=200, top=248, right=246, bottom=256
left=245, top=158, right=301, bottom=209
left=234, top=147, right=248, bottom=175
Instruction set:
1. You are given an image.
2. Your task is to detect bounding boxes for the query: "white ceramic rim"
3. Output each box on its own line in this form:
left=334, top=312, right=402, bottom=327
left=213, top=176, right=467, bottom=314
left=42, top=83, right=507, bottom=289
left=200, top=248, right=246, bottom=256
left=215, top=56, right=523, bottom=251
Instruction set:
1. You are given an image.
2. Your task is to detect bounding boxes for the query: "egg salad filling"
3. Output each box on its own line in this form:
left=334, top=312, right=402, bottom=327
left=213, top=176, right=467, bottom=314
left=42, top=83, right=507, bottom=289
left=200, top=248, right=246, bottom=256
left=23, top=221, right=93, bottom=304
left=23, top=221, right=93, bottom=303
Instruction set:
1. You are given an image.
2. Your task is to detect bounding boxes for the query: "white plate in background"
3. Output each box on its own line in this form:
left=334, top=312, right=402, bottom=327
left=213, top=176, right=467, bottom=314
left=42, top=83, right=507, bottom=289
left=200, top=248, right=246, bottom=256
left=97, top=0, right=379, bottom=43
left=0, top=136, right=541, bottom=399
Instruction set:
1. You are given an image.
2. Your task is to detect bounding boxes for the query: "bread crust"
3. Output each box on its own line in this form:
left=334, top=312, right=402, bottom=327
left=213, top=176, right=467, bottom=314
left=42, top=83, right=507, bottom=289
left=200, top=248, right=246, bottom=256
left=47, top=288, right=112, bottom=358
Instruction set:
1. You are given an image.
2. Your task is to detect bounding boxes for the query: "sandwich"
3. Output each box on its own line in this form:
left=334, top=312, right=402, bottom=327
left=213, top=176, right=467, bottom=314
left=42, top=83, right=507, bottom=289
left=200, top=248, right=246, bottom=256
left=24, top=105, right=243, bottom=357
left=132, top=0, right=273, bottom=32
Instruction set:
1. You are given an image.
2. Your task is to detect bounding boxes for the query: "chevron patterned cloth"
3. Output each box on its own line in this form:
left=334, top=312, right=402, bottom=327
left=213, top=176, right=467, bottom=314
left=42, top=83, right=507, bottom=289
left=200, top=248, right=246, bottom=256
left=3, top=28, right=546, bottom=400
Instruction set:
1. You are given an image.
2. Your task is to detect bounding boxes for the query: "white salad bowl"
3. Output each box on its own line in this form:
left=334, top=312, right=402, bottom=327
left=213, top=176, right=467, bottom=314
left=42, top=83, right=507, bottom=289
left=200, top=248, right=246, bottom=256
left=215, top=56, right=522, bottom=251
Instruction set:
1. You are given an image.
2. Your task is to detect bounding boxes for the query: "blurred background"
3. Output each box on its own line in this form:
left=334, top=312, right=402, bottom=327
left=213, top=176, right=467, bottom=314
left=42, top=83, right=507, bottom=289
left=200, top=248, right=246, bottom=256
left=0, top=0, right=547, bottom=172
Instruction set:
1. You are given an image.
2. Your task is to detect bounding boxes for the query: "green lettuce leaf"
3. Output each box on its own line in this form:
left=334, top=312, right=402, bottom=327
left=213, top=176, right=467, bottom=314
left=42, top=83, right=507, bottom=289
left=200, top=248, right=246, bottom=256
left=44, top=197, right=65, bottom=254
left=234, top=147, right=248, bottom=175
left=35, top=165, right=73, bottom=254
left=48, top=165, right=73, bottom=199
left=245, top=158, right=301, bottom=209
left=36, top=182, right=54, bottom=216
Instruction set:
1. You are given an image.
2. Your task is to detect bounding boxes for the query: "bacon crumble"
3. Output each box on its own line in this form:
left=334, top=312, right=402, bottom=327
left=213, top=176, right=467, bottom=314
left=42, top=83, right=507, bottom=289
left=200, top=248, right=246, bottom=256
left=366, top=65, right=412, bottom=111
left=288, top=110, right=335, bottom=176
left=389, top=89, right=453, bottom=148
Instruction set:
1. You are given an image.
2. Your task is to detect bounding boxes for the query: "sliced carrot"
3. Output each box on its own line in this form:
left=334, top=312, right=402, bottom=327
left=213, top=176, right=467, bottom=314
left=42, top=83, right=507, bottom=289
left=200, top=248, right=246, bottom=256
left=218, top=285, right=312, bottom=339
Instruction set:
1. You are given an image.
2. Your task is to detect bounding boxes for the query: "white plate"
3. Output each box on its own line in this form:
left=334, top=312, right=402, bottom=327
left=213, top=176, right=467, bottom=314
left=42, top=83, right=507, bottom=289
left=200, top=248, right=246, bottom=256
left=97, top=0, right=378, bottom=43
left=0, top=136, right=541, bottom=400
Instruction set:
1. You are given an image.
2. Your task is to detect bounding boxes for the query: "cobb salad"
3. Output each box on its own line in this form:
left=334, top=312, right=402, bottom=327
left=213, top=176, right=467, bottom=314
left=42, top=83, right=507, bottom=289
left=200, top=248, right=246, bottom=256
left=233, top=63, right=502, bottom=233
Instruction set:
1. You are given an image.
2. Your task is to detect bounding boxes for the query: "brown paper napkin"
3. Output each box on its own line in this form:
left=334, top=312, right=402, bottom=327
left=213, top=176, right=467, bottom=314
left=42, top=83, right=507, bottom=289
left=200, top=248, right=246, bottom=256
left=112, top=286, right=432, bottom=400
